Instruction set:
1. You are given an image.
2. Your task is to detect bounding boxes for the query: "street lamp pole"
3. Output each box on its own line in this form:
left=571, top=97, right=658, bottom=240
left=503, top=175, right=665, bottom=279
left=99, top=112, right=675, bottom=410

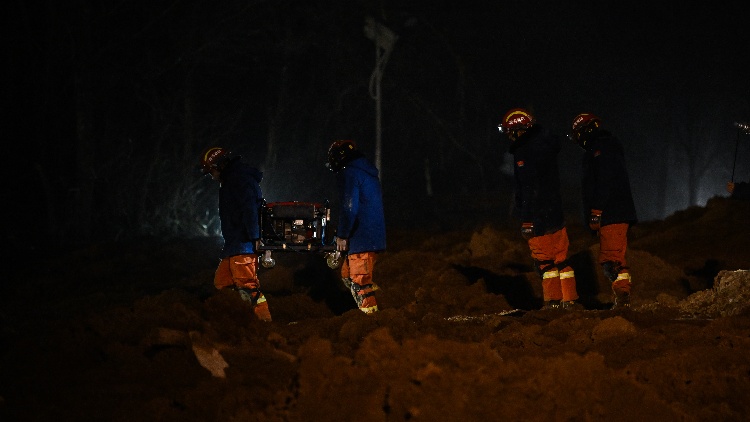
left=364, top=17, right=398, bottom=179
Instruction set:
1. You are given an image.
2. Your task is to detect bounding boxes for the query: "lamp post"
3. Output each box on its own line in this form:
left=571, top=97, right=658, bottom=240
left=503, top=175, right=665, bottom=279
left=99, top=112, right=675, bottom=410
left=364, top=16, right=398, bottom=178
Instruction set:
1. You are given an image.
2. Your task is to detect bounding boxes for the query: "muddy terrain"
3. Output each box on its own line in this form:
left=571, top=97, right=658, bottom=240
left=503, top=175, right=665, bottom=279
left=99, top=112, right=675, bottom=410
left=1, top=197, right=749, bottom=421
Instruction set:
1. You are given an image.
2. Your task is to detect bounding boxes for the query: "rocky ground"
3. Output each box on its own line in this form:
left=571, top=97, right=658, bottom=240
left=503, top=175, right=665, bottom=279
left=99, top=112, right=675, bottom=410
left=1, top=197, right=749, bottom=421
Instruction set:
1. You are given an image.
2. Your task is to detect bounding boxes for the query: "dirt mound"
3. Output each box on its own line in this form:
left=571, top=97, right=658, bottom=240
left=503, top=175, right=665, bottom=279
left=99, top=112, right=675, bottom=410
left=2, top=197, right=750, bottom=420
left=678, top=270, right=750, bottom=318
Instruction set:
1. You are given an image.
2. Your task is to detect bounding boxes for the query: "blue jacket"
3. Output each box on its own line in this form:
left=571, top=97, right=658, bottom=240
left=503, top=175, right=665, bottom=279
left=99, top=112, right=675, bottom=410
left=218, top=158, right=263, bottom=258
left=509, top=125, right=566, bottom=236
left=335, top=156, right=386, bottom=254
left=581, top=130, right=638, bottom=226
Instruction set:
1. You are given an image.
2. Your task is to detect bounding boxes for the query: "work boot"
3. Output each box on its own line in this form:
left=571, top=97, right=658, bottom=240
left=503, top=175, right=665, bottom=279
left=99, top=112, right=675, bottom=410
left=542, top=300, right=561, bottom=310
left=253, top=300, right=273, bottom=322
left=561, top=300, right=585, bottom=311
left=237, top=287, right=272, bottom=322
left=612, top=292, right=630, bottom=309
left=611, top=274, right=632, bottom=309
left=360, top=303, right=379, bottom=314
left=350, top=282, right=378, bottom=314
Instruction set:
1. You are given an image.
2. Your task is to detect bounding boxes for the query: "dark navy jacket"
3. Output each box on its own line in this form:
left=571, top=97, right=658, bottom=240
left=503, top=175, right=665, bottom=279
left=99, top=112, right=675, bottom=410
left=509, top=125, right=566, bottom=236
left=218, top=158, right=263, bottom=258
left=580, top=130, right=638, bottom=226
left=335, top=156, right=386, bottom=254
left=731, top=182, right=750, bottom=200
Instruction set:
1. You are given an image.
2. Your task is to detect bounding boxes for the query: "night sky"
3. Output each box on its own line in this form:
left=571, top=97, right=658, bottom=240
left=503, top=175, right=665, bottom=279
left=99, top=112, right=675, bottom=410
left=4, top=0, right=750, bottom=249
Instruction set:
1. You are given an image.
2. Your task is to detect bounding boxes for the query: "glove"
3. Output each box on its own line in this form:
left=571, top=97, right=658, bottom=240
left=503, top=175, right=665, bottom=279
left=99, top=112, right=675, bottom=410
left=336, top=237, right=349, bottom=252
left=589, top=209, right=603, bottom=231
left=520, top=222, right=534, bottom=240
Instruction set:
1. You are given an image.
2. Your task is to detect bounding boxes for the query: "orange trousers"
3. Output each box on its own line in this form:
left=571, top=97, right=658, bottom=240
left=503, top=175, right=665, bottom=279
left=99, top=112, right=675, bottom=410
left=214, top=254, right=272, bottom=321
left=598, top=223, right=629, bottom=266
left=527, top=227, right=578, bottom=302
left=598, top=223, right=632, bottom=293
left=341, top=252, right=378, bottom=313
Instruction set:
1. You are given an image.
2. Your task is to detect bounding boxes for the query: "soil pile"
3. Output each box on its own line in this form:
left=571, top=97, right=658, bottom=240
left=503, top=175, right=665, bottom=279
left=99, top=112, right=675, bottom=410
left=1, top=197, right=749, bottom=421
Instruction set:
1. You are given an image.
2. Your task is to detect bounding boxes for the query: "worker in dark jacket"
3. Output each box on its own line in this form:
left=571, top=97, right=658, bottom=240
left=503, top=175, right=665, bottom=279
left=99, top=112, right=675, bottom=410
left=570, top=113, right=638, bottom=308
left=499, top=108, right=581, bottom=310
left=727, top=181, right=750, bottom=200
left=327, top=140, right=386, bottom=314
left=199, top=146, right=271, bottom=321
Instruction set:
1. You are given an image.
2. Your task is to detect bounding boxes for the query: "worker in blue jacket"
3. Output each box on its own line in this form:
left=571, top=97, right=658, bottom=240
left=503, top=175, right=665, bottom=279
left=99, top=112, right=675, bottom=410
left=199, top=146, right=271, bottom=322
left=326, top=140, right=386, bottom=314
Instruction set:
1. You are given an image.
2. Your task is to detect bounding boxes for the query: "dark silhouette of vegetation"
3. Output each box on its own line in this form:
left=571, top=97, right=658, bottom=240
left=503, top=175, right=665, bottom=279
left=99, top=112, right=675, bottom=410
left=5, top=1, right=749, bottom=248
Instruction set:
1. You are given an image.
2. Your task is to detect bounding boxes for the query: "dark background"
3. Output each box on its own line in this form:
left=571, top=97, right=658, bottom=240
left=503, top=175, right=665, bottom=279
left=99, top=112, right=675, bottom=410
left=4, top=0, right=750, bottom=251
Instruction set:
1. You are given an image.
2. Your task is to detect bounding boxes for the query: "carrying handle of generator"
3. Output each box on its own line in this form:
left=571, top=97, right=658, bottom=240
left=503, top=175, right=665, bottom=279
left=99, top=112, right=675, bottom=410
left=260, top=250, right=276, bottom=268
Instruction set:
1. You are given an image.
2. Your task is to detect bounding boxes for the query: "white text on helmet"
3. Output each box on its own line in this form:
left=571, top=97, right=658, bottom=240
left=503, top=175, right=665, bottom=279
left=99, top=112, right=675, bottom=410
left=506, top=116, right=529, bottom=127
left=572, top=115, right=587, bottom=130
left=206, top=149, right=223, bottom=163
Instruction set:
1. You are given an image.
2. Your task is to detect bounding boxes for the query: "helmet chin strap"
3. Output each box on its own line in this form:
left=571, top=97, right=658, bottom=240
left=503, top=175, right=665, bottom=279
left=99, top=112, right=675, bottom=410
left=577, top=125, right=598, bottom=149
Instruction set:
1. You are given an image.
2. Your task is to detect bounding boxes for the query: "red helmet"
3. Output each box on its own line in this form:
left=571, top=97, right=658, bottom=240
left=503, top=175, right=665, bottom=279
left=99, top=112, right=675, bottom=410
left=571, top=113, right=601, bottom=136
left=326, top=140, right=358, bottom=172
left=498, top=108, right=535, bottom=133
left=199, top=146, right=232, bottom=174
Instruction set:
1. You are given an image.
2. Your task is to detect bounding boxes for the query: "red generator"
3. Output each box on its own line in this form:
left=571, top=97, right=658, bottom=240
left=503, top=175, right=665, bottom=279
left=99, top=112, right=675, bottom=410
left=257, top=201, right=341, bottom=268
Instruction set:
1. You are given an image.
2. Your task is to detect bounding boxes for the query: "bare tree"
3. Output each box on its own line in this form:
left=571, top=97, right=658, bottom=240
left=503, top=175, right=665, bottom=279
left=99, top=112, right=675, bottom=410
left=668, top=72, right=737, bottom=208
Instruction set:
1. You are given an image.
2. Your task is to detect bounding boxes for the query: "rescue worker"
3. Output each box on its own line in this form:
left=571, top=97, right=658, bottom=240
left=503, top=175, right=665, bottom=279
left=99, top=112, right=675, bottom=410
left=199, top=146, right=272, bottom=322
left=326, top=140, right=386, bottom=314
left=498, top=108, right=582, bottom=310
left=727, top=181, right=750, bottom=199
left=570, top=113, right=638, bottom=308
left=727, top=122, right=750, bottom=199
